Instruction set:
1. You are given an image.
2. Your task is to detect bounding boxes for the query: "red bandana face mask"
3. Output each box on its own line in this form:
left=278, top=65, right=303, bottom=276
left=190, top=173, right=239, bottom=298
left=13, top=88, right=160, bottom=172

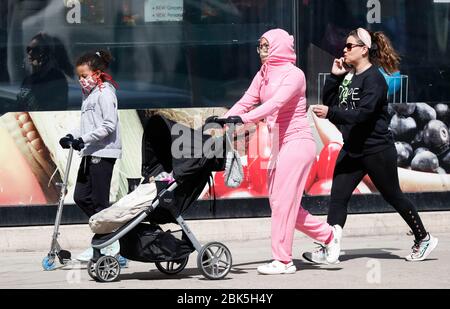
left=79, top=71, right=119, bottom=96
left=79, top=75, right=97, bottom=95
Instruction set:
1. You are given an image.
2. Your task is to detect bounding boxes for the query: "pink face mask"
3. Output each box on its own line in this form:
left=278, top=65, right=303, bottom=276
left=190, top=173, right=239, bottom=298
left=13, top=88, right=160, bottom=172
left=79, top=75, right=98, bottom=95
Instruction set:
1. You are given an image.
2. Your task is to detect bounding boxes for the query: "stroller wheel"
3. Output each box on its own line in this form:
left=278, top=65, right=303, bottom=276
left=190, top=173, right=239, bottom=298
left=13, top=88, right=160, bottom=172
left=87, top=260, right=98, bottom=281
left=42, top=256, right=56, bottom=271
left=94, top=256, right=121, bottom=283
left=197, top=242, right=232, bottom=280
left=155, top=257, right=189, bottom=275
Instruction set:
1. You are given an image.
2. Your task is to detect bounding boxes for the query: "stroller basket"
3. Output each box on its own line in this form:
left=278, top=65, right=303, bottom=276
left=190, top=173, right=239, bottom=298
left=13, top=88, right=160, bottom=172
left=119, top=223, right=194, bottom=263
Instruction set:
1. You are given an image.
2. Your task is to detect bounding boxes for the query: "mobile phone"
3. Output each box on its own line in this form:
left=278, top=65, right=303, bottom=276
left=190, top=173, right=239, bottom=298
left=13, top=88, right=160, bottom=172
left=343, top=60, right=353, bottom=70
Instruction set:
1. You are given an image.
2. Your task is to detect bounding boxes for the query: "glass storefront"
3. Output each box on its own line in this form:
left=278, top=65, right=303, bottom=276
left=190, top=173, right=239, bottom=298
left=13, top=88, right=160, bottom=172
left=1, top=0, right=450, bottom=207
left=298, top=0, right=450, bottom=104
left=1, top=1, right=449, bottom=112
left=0, top=0, right=294, bottom=112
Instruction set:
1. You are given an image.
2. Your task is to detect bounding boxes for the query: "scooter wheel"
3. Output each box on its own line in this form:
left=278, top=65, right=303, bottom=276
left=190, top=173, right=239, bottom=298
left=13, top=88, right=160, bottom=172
left=42, top=256, right=56, bottom=271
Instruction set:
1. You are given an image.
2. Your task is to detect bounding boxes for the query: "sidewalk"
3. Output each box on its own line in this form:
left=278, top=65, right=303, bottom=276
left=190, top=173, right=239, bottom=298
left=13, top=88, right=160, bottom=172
left=1, top=211, right=450, bottom=252
left=0, top=233, right=448, bottom=289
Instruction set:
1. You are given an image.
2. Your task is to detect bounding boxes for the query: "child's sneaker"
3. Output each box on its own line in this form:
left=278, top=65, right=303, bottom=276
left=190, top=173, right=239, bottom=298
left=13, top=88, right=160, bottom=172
left=405, top=233, right=438, bottom=262
left=101, top=240, right=120, bottom=257
left=76, top=240, right=121, bottom=263
left=118, top=255, right=129, bottom=268
left=257, top=260, right=296, bottom=275
left=76, top=247, right=93, bottom=262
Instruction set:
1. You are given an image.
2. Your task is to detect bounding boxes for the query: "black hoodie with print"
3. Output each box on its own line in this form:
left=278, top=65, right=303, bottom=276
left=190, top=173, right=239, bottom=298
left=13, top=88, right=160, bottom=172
left=322, top=65, right=394, bottom=158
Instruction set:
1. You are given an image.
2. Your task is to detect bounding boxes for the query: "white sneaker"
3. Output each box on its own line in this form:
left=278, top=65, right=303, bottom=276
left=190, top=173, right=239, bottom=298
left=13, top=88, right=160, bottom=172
left=405, top=233, right=438, bottom=262
left=76, top=247, right=93, bottom=262
left=76, top=240, right=120, bottom=262
left=101, top=240, right=120, bottom=257
left=326, top=225, right=342, bottom=264
left=257, top=260, right=296, bottom=275
left=303, top=243, right=329, bottom=264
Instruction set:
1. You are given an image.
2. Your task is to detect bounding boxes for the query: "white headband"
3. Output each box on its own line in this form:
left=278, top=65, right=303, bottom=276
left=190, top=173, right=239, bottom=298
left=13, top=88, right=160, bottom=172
left=357, top=28, right=372, bottom=49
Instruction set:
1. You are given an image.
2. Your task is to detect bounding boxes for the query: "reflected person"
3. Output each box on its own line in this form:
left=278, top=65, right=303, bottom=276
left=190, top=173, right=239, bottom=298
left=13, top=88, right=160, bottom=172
left=17, top=32, right=72, bottom=111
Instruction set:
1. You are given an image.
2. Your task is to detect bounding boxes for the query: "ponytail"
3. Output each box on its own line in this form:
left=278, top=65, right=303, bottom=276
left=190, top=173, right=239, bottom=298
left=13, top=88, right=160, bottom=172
left=75, top=49, right=113, bottom=76
left=370, top=31, right=401, bottom=74
left=349, top=29, right=401, bottom=74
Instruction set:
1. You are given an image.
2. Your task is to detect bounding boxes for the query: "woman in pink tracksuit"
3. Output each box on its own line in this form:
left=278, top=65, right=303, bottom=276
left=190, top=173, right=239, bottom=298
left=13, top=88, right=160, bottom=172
left=224, top=28, right=341, bottom=275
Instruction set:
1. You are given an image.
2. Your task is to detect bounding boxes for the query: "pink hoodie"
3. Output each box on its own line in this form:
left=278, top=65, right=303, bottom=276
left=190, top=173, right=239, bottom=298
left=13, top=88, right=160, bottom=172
left=225, top=28, right=313, bottom=145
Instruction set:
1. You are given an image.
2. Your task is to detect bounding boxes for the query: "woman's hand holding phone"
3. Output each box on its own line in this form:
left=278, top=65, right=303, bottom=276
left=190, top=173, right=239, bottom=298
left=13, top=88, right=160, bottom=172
left=332, top=57, right=352, bottom=76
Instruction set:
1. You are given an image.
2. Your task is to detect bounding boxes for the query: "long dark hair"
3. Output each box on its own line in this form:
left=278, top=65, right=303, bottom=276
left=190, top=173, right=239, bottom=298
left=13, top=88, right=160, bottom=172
left=349, top=29, right=401, bottom=74
left=27, top=32, right=74, bottom=78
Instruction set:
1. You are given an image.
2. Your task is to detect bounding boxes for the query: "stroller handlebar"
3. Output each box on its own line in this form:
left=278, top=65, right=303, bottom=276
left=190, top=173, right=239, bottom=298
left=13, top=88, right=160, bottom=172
left=205, top=116, right=244, bottom=127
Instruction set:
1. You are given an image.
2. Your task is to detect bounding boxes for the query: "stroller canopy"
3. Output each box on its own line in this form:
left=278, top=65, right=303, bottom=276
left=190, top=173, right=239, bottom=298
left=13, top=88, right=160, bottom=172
left=141, top=115, right=225, bottom=220
left=142, top=115, right=224, bottom=182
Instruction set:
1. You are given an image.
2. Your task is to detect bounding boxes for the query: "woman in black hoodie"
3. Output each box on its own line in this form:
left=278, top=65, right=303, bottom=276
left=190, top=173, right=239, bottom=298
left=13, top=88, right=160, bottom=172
left=305, top=28, right=438, bottom=264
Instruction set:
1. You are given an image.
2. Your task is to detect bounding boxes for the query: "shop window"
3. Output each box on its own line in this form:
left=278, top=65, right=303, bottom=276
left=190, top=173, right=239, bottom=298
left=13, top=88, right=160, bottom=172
left=80, top=0, right=106, bottom=24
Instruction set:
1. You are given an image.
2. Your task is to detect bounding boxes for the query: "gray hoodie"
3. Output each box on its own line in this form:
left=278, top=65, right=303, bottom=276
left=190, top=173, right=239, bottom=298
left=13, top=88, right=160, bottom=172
left=72, top=82, right=122, bottom=159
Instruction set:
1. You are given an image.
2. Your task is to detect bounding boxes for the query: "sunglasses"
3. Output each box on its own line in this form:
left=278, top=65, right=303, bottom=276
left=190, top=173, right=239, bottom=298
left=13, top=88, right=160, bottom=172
left=345, top=43, right=365, bottom=51
left=256, top=43, right=269, bottom=54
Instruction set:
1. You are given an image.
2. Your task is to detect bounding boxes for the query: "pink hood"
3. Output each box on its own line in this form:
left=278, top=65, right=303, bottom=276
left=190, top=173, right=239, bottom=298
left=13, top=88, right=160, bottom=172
left=259, top=28, right=296, bottom=79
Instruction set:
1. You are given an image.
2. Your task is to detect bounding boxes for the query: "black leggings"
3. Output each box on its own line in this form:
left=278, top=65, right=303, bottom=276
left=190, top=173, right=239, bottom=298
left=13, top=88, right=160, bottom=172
left=327, top=145, right=427, bottom=241
left=74, top=156, right=116, bottom=218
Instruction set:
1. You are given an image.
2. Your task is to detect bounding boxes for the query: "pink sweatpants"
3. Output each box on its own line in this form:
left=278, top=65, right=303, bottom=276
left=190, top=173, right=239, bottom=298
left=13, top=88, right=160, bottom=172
left=268, top=138, right=333, bottom=262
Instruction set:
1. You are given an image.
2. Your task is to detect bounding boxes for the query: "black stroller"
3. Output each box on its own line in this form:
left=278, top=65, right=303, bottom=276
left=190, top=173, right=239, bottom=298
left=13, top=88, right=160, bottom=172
left=87, top=115, right=237, bottom=282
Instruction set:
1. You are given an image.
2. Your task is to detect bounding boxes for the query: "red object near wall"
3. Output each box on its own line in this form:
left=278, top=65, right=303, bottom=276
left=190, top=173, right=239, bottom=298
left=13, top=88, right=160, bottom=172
left=210, top=122, right=271, bottom=198
left=317, top=142, right=343, bottom=180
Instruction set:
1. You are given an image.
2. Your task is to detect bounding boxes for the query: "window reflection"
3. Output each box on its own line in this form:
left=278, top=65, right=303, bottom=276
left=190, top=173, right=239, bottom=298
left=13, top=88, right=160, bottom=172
left=80, top=0, right=105, bottom=24
left=1, top=0, right=450, bottom=114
